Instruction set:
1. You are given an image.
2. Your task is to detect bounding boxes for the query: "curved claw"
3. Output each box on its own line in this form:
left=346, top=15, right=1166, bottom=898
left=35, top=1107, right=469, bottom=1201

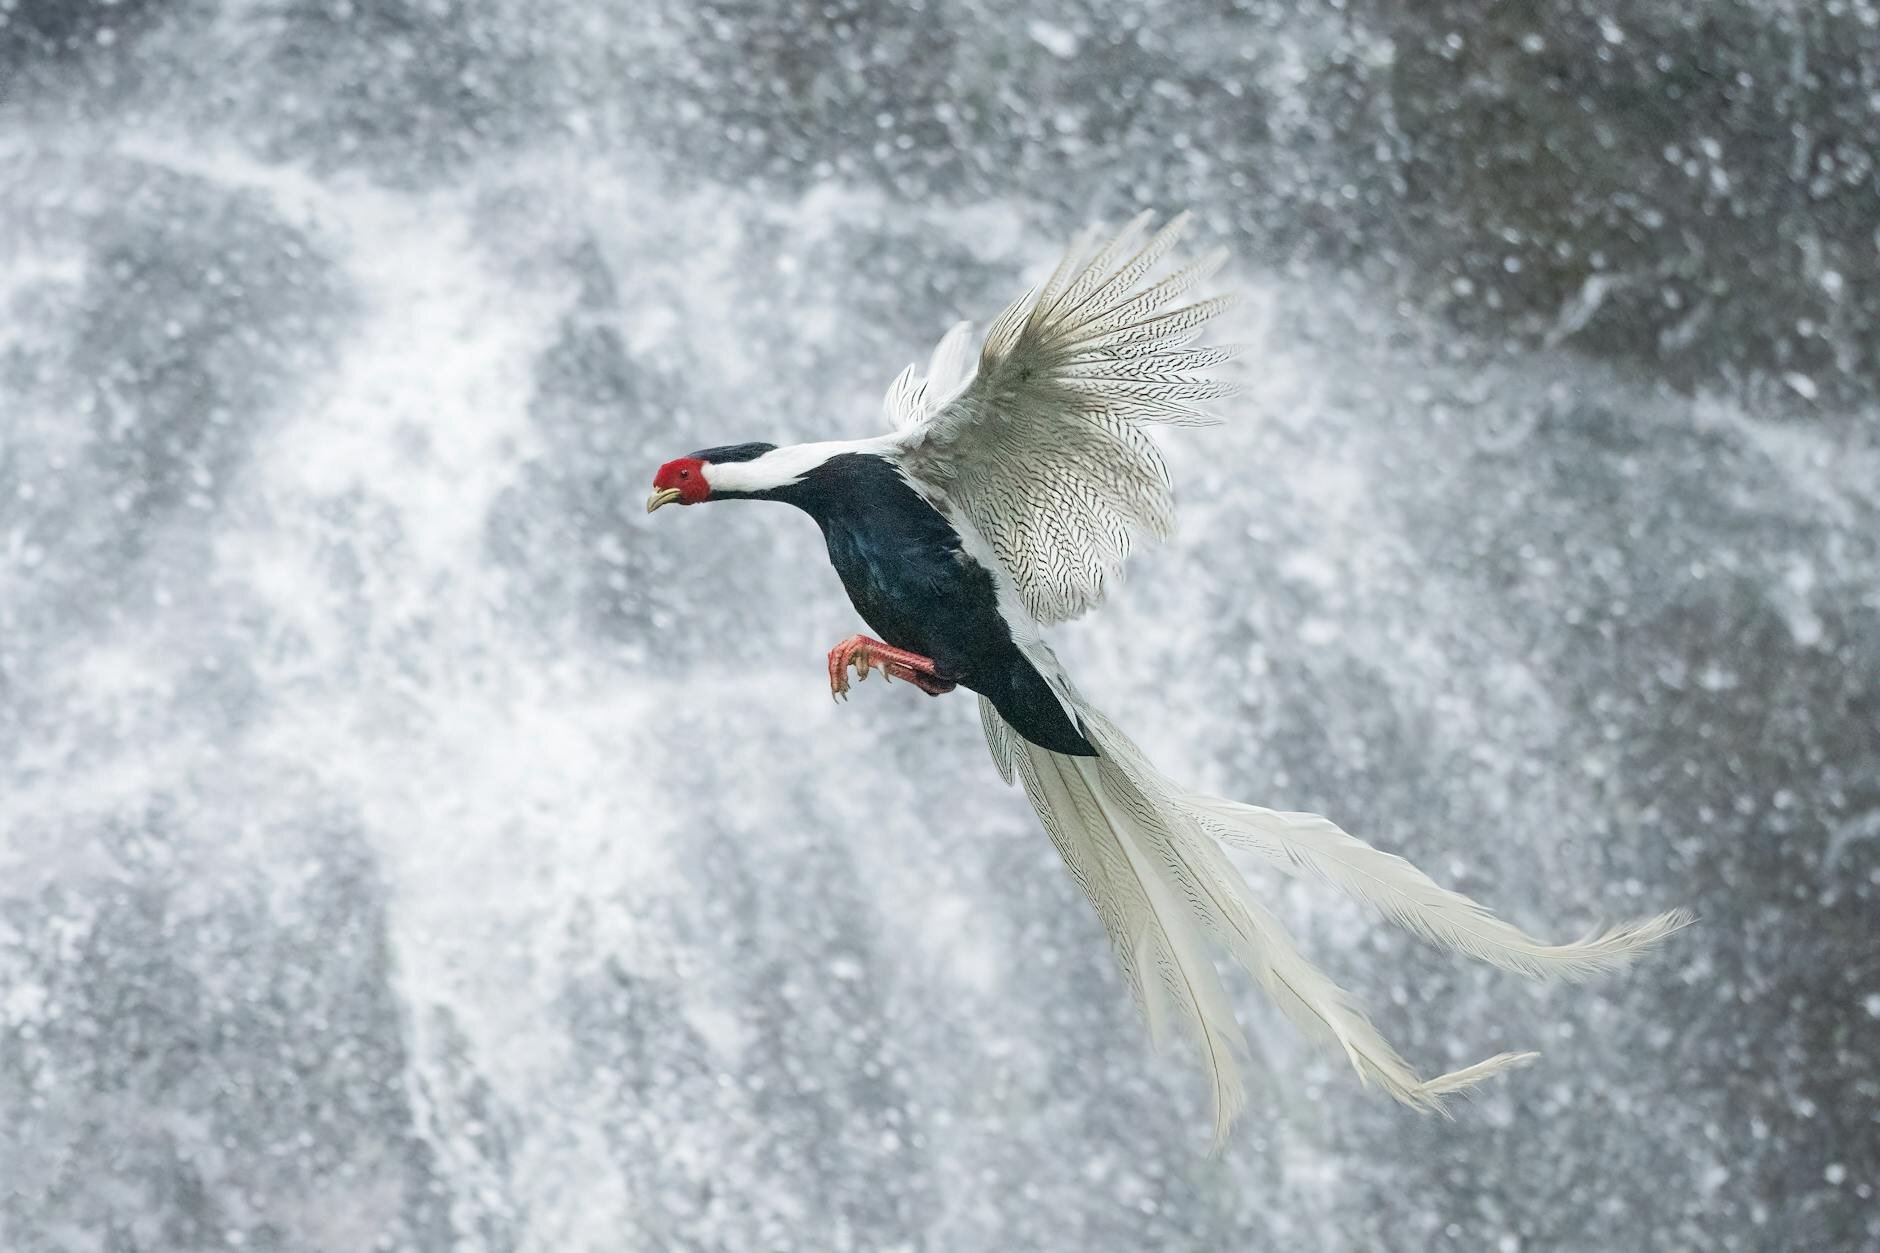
left=825, top=633, right=954, bottom=704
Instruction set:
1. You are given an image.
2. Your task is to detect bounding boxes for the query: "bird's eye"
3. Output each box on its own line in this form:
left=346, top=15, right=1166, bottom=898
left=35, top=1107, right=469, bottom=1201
left=679, top=469, right=690, bottom=479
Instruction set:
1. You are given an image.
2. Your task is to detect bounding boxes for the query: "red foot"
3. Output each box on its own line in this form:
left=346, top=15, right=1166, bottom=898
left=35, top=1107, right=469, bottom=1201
left=827, top=634, right=958, bottom=701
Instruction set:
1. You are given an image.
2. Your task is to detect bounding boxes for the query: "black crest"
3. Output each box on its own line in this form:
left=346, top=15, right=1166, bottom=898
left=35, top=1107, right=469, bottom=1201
left=690, top=442, right=777, bottom=464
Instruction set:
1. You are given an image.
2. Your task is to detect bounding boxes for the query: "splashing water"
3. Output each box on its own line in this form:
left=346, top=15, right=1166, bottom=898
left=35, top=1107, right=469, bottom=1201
left=4, top=3, right=1878, bottom=1250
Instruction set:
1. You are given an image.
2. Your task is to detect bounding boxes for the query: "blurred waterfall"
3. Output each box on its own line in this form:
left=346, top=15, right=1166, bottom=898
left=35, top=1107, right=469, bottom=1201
left=3, top=3, right=1877, bottom=1249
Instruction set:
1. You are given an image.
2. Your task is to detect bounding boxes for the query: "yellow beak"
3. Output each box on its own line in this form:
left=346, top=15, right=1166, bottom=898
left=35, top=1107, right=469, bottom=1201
left=646, top=487, right=683, bottom=513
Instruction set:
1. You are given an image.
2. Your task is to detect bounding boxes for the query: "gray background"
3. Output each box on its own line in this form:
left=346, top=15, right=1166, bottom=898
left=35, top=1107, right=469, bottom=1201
left=3, top=1, right=1877, bottom=1249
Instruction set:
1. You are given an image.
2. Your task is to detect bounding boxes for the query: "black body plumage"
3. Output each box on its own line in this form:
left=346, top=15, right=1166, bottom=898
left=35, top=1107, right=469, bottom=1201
left=717, top=451, right=1095, bottom=756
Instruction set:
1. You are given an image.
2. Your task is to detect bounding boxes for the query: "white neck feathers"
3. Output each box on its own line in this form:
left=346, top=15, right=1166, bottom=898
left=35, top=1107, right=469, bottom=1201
left=705, top=434, right=901, bottom=494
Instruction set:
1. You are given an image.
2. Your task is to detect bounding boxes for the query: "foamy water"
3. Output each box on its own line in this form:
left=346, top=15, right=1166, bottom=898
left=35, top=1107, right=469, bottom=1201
left=4, top=5, right=1878, bottom=1249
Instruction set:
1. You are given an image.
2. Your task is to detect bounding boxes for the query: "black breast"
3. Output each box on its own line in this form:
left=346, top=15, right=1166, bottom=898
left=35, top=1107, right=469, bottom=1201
left=777, top=453, right=1095, bottom=756
left=782, top=454, right=1003, bottom=678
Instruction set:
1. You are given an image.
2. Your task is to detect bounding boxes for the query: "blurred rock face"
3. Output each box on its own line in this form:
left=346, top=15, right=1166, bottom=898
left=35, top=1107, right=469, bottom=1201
left=2, top=3, right=1876, bottom=1251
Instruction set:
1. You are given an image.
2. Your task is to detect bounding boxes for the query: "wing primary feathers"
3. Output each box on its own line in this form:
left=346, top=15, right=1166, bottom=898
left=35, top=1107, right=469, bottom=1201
left=982, top=283, right=1039, bottom=361
left=1084, top=295, right=1240, bottom=354
left=1032, top=223, right=1104, bottom=325
left=1046, top=211, right=1192, bottom=327
left=1043, top=210, right=1157, bottom=323
left=895, top=213, right=1237, bottom=625
left=1061, top=376, right=1239, bottom=404
left=1066, top=344, right=1244, bottom=374
left=1064, top=246, right=1230, bottom=337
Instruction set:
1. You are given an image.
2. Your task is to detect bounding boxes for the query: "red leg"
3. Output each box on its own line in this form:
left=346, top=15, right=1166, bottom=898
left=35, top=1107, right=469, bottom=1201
left=826, top=634, right=957, bottom=701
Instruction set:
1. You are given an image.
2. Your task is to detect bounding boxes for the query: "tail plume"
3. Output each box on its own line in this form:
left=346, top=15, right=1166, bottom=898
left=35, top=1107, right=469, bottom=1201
left=1176, top=793, right=1694, bottom=982
left=982, top=687, right=1688, bottom=1146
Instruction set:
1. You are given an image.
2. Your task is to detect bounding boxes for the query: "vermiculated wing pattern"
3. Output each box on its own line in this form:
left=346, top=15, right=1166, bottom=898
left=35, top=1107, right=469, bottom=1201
left=896, top=213, right=1238, bottom=626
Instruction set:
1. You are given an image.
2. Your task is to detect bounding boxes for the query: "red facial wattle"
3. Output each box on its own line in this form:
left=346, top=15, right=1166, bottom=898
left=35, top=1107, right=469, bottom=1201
left=650, top=457, right=710, bottom=506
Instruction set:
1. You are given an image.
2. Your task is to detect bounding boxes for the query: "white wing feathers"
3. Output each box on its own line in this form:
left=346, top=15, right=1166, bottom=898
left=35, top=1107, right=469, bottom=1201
left=893, top=212, right=1239, bottom=626
left=884, top=319, right=976, bottom=428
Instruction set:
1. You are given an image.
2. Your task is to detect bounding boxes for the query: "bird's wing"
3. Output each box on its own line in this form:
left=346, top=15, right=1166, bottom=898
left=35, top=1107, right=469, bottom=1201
left=883, top=319, right=976, bottom=429
left=890, top=213, right=1237, bottom=626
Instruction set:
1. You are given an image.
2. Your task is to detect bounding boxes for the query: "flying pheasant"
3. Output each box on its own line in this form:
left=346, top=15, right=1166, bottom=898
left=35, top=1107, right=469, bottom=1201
left=646, top=213, right=1688, bottom=1145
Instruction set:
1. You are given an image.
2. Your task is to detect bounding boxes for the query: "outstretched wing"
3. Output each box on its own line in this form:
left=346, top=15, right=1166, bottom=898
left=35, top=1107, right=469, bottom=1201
left=883, top=319, right=976, bottom=429
left=892, top=213, right=1237, bottom=626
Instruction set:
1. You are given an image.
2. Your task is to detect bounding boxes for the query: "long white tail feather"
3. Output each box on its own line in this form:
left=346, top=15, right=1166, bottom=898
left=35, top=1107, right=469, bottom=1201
left=1020, top=747, right=1249, bottom=1147
left=1177, top=793, right=1695, bottom=980
left=982, top=675, right=1686, bottom=1145
left=1085, top=711, right=1534, bottom=1112
left=1418, top=1050, right=1543, bottom=1100
left=1011, top=741, right=1154, bottom=1016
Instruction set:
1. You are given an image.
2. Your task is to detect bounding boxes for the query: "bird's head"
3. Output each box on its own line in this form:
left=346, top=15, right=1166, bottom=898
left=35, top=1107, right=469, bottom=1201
left=645, top=442, right=780, bottom=512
